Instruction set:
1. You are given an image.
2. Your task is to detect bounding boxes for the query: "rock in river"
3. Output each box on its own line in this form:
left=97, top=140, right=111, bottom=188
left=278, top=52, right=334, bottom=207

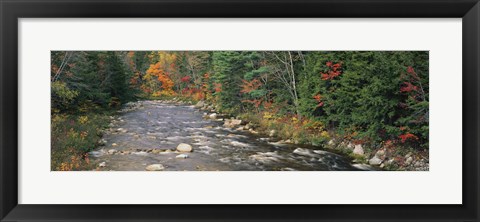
left=176, top=154, right=189, bottom=159
left=369, top=156, right=383, bottom=165
left=194, top=100, right=205, bottom=108
left=176, top=143, right=193, bottom=152
left=224, top=119, right=242, bottom=128
left=209, top=113, right=218, bottom=119
left=145, top=164, right=165, bottom=171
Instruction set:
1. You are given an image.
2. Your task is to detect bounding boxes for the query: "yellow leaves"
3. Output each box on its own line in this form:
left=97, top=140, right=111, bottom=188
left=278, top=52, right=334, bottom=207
left=320, top=131, right=330, bottom=139
left=144, top=52, right=177, bottom=97
left=78, top=115, right=89, bottom=124
left=263, top=112, right=273, bottom=120
left=58, top=155, right=82, bottom=171
left=291, top=116, right=298, bottom=123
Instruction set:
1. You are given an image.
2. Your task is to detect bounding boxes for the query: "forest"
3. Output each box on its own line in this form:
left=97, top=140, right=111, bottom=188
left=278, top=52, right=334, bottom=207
left=51, top=51, right=429, bottom=171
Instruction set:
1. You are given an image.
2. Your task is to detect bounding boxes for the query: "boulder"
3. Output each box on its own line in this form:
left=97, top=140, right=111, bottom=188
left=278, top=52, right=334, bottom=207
left=209, top=113, right=218, bottom=119
left=369, top=156, right=383, bottom=165
left=327, top=139, right=335, bottom=146
left=405, top=156, right=413, bottom=166
left=224, top=119, right=243, bottom=128
left=353, top=144, right=364, bottom=156
left=145, top=164, right=165, bottom=171
left=375, top=149, right=386, bottom=157
left=346, top=142, right=355, bottom=150
left=108, top=149, right=117, bottom=155
left=98, top=162, right=106, bottom=167
left=176, top=143, right=193, bottom=152
left=194, top=100, right=205, bottom=108
left=269, top=130, right=277, bottom=137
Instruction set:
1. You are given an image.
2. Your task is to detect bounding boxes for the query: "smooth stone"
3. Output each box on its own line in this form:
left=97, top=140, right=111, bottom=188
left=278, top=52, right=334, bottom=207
left=108, top=149, right=117, bottom=155
left=369, top=156, right=383, bottom=165
left=151, top=149, right=162, bottom=154
left=145, top=164, right=165, bottom=171
left=175, top=154, right=189, bottom=159
left=269, top=130, right=277, bottom=137
left=98, top=162, right=106, bottom=167
left=224, top=119, right=242, bottom=128
left=376, top=149, right=386, bottom=157
left=209, top=113, right=218, bottom=119
left=176, top=143, right=193, bottom=152
left=353, top=144, right=364, bottom=156
left=405, top=156, right=413, bottom=165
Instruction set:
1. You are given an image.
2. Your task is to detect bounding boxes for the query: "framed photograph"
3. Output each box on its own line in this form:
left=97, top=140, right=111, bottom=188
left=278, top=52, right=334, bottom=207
left=1, top=0, right=479, bottom=221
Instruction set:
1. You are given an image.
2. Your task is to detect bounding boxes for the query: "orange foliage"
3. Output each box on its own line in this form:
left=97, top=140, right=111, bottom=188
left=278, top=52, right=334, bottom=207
left=240, top=78, right=262, bottom=94
left=143, top=53, right=177, bottom=96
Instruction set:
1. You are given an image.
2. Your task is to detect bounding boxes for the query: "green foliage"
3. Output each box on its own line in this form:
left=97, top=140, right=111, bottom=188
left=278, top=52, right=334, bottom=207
left=51, top=81, right=78, bottom=111
left=299, top=51, right=428, bottom=148
left=51, top=113, right=110, bottom=170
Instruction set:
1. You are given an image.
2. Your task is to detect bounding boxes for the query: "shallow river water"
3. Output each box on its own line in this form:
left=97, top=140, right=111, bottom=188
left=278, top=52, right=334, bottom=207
left=91, top=100, right=366, bottom=171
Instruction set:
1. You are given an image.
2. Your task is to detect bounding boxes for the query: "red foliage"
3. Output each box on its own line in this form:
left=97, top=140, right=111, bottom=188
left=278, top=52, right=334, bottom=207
left=407, top=66, right=420, bottom=80
left=398, top=133, right=418, bottom=143
left=320, top=61, right=343, bottom=80
left=241, top=99, right=263, bottom=108
left=313, top=94, right=324, bottom=107
left=240, top=78, right=262, bottom=94
left=181, top=76, right=191, bottom=83
left=214, top=83, right=222, bottom=93
left=400, top=81, right=418, bottom=93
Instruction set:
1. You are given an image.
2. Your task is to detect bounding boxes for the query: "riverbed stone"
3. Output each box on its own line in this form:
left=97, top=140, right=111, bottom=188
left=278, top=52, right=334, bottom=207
left=209, top=113, right=218, bottom=119
left=346, top=142, right=355, bottom=151
left=405, top=156, right=413, bottom=166
left=369, top=156, right=383, bottom=165
left=145, top=164, right=165, bottom=171
left=97, top=139, right=107, bottom=146
left=248, top=129, right=258, bottom=134
left=176, top=154, right=189, bottom=159
left=376, top=149, right=386, bottom=157
left=176, top=143, right=193, bottom=152
left=327, top=139, right=335, bottom=146
left=269, top=130, right=277, bottom=137
left=98, top=162, right=106, bottom=167
left=194, top=101, right=205, bottom=108
left=89, top=150, right=104, bottom=158
left=353, top=144, right=364, bottom=156
left=224, top=119, right=242, bottom=128
left=108, top=149, right=117, bottom=155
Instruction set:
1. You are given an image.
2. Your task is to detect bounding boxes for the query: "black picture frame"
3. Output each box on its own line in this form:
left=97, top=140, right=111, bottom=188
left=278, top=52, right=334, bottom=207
left=1, top=0, right=479, bottom=221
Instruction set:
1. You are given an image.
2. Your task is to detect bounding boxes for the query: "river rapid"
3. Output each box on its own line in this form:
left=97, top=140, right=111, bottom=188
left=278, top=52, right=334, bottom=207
left=90, top=100, right=369, bottom=171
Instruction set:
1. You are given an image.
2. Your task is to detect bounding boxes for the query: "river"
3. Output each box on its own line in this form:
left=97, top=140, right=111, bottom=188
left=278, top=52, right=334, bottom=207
left=90, top=100, right=369, bottom=171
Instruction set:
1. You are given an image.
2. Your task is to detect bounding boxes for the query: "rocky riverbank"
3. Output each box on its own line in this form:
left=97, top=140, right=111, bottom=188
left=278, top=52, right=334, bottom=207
left=193, top=100, right=429, bottom=171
